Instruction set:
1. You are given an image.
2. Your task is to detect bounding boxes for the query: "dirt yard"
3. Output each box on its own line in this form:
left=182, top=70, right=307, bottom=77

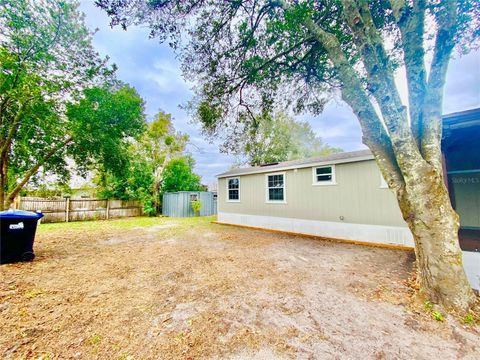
left=1, top=216, right=479, bottom=359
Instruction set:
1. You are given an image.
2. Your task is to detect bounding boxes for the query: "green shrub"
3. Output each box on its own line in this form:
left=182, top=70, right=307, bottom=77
left=432, top=311, right=444, bottom=322
left=143, top=199, right=156, bottom=216
left=462, top=313, right=476, bottom=324
left=191, top=199, right=202, bottom=215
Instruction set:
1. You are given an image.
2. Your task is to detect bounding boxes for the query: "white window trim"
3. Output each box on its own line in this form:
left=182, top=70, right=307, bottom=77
left=265, top=172, right=287, bottom=204
left=312, top=165, right=337, bottom=186
left=380, top=174, right=388, bottom=189
left=226, top=177, right=241, bottom=202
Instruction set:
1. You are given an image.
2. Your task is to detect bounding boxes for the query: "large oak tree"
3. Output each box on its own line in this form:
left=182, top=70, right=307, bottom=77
left=96, top=0, right=479, bottom=311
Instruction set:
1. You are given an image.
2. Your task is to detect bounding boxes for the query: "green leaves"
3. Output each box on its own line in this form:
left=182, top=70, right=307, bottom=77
left=95, top=110, right=190, bottom=215
left=0, top=0, right=136, bottom=208
left=66, top=85, right=146, bottom=175
left=197, top=100, right=223, bottom=133
left=161, top=157, right=202, bottom=194
left=234, top=112, right=342, bottom=166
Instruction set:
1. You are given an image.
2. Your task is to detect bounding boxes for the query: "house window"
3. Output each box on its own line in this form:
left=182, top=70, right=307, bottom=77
left=266, top=173, right=286, bottom=202
left=227, top=178, right=240, bottom=201
left=190, top=193, right=198, bottom=201
left=313, top=165, right=336, bottom=185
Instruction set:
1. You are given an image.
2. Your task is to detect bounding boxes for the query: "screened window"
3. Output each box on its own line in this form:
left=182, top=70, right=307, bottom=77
left=227, top=178, right=240, bottom=201
left=267, top=173, right=285, bottom=202
left=313, top=165, right=335, bottom=185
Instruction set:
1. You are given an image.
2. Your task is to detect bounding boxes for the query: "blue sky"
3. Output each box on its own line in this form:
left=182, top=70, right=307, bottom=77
left=79, top=1, right=480, bottom=187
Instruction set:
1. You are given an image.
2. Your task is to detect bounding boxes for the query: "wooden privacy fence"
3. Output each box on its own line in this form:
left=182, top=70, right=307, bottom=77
left=14, top=197, right=142, bottom=223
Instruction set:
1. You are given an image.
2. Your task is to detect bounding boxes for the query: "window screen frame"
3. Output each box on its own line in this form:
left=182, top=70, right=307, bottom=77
left=226, top=177, right=241, bottom=202
left=265, top=172, right=287, bottom=204
left=312, top=165, right=336, bottom=186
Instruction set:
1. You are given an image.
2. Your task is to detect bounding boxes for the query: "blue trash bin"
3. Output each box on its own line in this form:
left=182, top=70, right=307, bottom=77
left=0, top=209, right=44, bottom=264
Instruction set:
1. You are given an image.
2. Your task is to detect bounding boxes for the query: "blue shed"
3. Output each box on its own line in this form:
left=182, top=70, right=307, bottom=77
left=162, top=191, right=217, bottom=217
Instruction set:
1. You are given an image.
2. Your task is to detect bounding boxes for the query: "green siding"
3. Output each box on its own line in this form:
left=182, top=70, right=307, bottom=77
left=218, top=159, right=406, bottom=227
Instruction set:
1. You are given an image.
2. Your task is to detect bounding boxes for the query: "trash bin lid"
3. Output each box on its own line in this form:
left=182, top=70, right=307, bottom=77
left=0, top=209, right=44, bottom=219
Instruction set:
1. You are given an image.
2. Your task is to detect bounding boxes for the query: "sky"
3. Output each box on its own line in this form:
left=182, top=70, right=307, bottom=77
left=79, top=1, right=480, bottom=187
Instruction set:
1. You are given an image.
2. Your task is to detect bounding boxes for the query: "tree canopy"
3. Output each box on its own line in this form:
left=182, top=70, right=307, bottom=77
left=0, top=0, right=145, bottom=209
left=96, top=111, right=189, bottom=215
left=233, top=112, right=341, bottom=166
left=161, top=156, right=203, bottom=194
left=96, top=0, right=480, bottom=311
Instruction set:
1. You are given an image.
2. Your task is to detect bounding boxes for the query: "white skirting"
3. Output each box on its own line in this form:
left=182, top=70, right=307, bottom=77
left=218, top=212, right=415, bottom=247
left=217, top=212, right=480, bottom=290
left=463, top=252, right=480, bottom=291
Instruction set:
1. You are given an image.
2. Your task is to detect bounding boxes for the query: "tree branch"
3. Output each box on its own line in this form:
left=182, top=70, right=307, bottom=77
left=0, top=100, right=28, bottom=157
left=340, top=1, right=416, bottom=145
left=422, top=1, right=457, bottom=172
left=390, top=0, right=427, bottom=149
left=5, top=136, right=73, bottom=206
left=295, top=15, right=405, bottom=193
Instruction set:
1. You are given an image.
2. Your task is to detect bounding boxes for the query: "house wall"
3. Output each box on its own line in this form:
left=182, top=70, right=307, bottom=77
left=219, top=159, right=406, bottom=226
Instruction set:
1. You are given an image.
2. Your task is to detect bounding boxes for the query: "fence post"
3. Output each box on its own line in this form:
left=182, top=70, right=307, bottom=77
left=106, top=199, right=110, bottom=220
left=65, top=197, right=70, bottom=223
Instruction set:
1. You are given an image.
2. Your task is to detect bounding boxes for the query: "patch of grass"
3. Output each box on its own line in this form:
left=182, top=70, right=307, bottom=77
left=117, top=353, right=135, bottom=360
left=424, top=300, right=434, bottom=311
left=432, top=311, right=444, bottom=322
left=424, top=300, right=445, bottom=322
left=24, top=288, right=44, bottom=299
left=38, top=215, right=217, bottom=235
left=463, top=313, right=475, bottom=324
left=88, top=333, right=102, bottom=346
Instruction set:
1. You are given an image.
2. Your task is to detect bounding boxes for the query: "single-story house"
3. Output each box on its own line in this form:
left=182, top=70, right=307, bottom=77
left=216, top=108, right=480, bottom=290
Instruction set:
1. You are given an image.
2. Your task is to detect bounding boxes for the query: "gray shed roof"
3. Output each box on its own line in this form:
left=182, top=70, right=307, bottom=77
left=217, top=149, right=374, bottom=178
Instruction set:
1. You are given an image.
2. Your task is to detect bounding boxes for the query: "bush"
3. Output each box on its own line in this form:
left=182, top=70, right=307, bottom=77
left=191, top=199, right=202, bottom=215
left=143, top=199, right=157, bottom=216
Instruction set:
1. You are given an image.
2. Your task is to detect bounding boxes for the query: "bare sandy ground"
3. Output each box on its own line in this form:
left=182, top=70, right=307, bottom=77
left=0, top=217, right=479, bottom=359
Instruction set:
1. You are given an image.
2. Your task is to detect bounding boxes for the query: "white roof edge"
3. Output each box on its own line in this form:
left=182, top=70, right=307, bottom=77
left=217, top=154, right=375, bottom=178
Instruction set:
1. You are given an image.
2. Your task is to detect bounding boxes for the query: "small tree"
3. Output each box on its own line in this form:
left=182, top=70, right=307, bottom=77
left=95, top=151, right=156, bottom=214
left=139, top=111, right=188, bottom=212
left=191, top=199, right=202, bottom=216
left=160, top=156, right=203, bottom=194
left=96, top=111, right=188, bottom=215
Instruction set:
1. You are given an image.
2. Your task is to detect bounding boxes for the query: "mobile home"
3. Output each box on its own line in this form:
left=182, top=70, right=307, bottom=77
left=216, top=108, right=480, bottom=290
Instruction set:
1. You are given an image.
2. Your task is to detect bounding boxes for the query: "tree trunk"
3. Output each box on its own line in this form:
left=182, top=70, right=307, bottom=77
left=397, top=167, right=476, bottom=311
left=301, top=13, right=477, bottom=311
left=0, top=172, right=4, bottom=211
left=0, top=190, right=5, bottom=211
left=0, top=154, right=7, bottom=211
